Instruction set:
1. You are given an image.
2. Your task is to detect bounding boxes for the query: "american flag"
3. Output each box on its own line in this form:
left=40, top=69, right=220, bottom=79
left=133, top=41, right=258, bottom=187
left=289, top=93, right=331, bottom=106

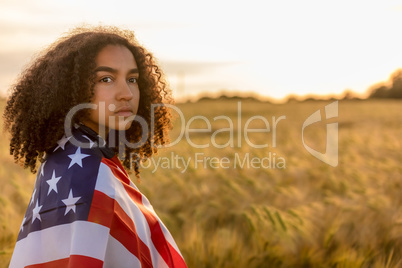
left=10, top=126, right=187, bottom=268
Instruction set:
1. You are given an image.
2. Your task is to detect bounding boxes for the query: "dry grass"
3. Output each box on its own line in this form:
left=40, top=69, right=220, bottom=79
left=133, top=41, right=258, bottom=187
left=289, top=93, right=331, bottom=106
left=0, top=98, right=401, bottom=267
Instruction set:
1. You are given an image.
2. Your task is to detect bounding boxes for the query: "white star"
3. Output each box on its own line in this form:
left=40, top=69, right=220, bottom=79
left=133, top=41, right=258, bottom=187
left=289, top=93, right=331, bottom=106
left=62, top=189, right=81, bottom=216
left=32, top=200, right=43, bottom=223
left=40, top=161, right=46, bottom=176
left=46, top=170, right=62, bottom=195
left=30, top=189, right=36, bottom=205
left=68, top=147, right=90, bottom=169
left=82, top=135, right=96, bottom=148
left=20, top=217, right=26, bottom=232
left=53, top=136, right=71, bottom=152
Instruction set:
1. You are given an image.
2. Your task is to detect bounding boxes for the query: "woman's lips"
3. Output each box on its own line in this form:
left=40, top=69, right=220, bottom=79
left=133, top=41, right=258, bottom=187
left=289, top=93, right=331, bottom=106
left=114, top=107, right=133, bottom=117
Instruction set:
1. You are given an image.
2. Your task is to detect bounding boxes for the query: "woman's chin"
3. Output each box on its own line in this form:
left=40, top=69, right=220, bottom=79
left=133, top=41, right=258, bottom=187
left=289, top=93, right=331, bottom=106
left=110, top=123, right=132, bottom=131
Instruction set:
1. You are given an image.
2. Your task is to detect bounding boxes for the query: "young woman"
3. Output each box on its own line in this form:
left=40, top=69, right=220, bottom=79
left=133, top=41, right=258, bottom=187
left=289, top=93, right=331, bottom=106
left=4, top=25, right=187, bottom=268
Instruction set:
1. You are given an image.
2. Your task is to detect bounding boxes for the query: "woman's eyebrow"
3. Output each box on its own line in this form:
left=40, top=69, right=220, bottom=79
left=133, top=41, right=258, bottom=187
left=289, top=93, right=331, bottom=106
left=94, top=66, right=139, bottom=74
left=128, top=68, right=139, bottom=74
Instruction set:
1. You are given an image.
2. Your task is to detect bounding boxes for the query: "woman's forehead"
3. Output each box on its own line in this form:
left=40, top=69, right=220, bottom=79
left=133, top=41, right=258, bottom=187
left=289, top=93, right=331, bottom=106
left=95, top=45, right=137, bottom=69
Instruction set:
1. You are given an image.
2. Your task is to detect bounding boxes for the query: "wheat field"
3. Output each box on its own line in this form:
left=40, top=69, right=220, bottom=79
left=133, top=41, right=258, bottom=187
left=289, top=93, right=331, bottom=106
left=0, top=98, right=401, bottom=267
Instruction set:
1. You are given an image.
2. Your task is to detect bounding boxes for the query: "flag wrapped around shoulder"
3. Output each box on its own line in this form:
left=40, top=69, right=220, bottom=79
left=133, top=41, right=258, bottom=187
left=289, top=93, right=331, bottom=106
left=9, top=126, right=187, bottom=268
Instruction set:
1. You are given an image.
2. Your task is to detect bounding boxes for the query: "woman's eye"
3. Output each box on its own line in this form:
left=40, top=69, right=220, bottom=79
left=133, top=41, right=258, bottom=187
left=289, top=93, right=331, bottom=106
left=128, top=77, right=137, bottom=83
left=100, top=77, right=112, bottom=83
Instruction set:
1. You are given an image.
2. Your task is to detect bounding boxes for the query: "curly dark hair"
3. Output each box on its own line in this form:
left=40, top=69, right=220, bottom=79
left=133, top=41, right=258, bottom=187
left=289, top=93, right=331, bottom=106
left=3, top=25, right=173, bottom=177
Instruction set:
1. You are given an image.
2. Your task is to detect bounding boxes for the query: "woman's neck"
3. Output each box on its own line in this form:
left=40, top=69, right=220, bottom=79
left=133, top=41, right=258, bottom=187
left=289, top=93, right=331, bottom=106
left=78, top=121, right=109, bottom=142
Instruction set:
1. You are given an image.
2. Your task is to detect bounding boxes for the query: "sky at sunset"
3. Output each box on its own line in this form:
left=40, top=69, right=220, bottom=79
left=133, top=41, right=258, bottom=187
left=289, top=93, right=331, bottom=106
left=1, top=0, right=402, bottom=101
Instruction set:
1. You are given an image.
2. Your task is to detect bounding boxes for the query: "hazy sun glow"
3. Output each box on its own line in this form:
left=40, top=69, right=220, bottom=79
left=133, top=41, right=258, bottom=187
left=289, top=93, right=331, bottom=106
left=1, top=0, right=402, bottom=101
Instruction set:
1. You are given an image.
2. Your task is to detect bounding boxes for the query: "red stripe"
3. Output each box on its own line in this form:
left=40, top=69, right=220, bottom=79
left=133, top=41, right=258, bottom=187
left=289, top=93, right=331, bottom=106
left=87, top=190, right=114, bottom=226
left=102, top=157, right=187, bottom=268
left=88, top=190, right=153, bottom=268
left=25, top=255, right=103, bottom=268
left=168, top=242, right=188, bottom=268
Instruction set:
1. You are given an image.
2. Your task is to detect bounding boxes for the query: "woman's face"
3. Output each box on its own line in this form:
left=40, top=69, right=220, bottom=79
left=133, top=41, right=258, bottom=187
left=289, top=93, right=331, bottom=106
left=82, top=45, right=140, bottom=137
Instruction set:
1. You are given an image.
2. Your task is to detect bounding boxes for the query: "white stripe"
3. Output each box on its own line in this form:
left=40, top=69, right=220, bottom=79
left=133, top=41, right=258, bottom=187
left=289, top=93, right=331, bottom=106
left=95, top=162, right=169, bottom=268
left=158, top=220, right=184, bottom=258
left=103, top=236, right=141, bottom=268
left=9, top=221, right=109, bottom=267
left=141, top=191, right=183, bottom=257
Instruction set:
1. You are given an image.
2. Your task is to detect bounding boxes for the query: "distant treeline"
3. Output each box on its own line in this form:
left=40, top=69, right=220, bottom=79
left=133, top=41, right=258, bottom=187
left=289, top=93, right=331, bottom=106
left=195, top=68, right=402, bottom=103
left=369, top=69, right=402, bottom=99
left=197, top=95, right=262, bottom=102
left=196, top=94, right=351, bottom=103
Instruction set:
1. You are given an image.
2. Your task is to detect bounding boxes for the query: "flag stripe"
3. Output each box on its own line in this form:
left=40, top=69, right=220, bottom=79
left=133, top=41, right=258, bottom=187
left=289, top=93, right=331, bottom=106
left=103, top=157, right=187, bottom=268
left=25, top=255, right=103, bottom=268
left=95, top=161, right=169, bottom=267
left=157, top=217, right=183, bottom=257
left=167, top=242, right=188, bottom=268
left=103, top=236, right=142, bottom=268
left=10, top=221, right=109, bottom=267
left=127, top=179, right=183, bottom=256
left=88, top=190, right=153, bottom=268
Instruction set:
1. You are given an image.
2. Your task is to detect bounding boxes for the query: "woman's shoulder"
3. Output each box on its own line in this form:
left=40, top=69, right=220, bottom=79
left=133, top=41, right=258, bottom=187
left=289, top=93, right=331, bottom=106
left=43, top=124, right=116, bottom=175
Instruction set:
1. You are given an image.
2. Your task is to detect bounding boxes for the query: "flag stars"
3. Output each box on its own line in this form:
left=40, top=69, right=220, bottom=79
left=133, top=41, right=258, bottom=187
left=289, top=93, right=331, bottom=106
left=53, top=136, right=71, bottom=152
left=46, top=170, right=62, bottom=195
left=30, top=189, right=37, bottom=206
left=32, top=200, right=43, bottom=223
left=62, top=189, right=81, bottom=216
left=68, top=147, right=90, bottom=169
left=20, top=217, right=26, bottom=232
